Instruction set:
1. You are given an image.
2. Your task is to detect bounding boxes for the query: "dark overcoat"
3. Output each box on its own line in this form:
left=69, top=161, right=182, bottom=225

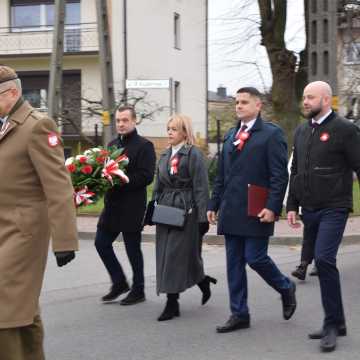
left=153, top=145, right=209, bottom=294
left=98, top=129, right=156, bottom=232
left=208, top=117, right=288, bottom=237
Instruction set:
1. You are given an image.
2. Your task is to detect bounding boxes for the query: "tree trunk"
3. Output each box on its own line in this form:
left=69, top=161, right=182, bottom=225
left=258, top=0, right=305, bottom=149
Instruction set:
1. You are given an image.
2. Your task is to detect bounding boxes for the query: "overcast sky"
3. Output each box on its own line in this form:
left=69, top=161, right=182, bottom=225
left=208, top=0, right=306, bottom=96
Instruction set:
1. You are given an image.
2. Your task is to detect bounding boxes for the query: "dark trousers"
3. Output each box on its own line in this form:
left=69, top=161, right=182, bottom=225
left=300, top=225, right=316, bottom=264
left=302, top=208, right=349, bottom=328
left=224, top=235, right=291, bottom=316
left=95, top=228, right=144, bottom=291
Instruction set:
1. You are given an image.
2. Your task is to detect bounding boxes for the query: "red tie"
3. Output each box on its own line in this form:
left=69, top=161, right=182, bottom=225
left=235, top=124, right=250, bottom=151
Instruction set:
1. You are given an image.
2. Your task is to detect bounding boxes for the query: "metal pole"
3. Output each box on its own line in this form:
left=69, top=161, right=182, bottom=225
left=48, top=0, right=65, bottom=121
left=96, top=0, right=116, bottom=145
left=123, top=0, right=128, bottom=103
left=216, top=117, right=221, bottom=157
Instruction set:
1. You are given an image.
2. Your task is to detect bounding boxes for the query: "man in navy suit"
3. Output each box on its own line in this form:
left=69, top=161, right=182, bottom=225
left=207, top=87, right=296, bottom=333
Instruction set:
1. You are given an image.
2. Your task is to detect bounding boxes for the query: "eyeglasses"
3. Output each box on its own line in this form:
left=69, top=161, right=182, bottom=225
left=0, top=88, right=11, bottom=96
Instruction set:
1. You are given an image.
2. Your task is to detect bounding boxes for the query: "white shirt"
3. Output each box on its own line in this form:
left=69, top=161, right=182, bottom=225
left=171, top=141, right=185, bottom=158
left=236, top=118, right=257, bottom=137
left=312, top=110, right=332, bottom=125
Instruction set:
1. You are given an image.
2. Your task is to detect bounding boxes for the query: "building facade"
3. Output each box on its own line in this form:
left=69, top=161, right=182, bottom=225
left=307, top=0, right=360, bottom=119
left=0, top=0, right=208, bottom=154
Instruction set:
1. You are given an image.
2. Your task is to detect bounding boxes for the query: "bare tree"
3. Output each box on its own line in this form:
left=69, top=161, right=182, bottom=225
left=57, top=88, right=168, bottom=146
left=210, top=0, right=308, bottom=147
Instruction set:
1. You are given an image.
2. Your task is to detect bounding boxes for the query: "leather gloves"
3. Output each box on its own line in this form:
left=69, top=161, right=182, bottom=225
left=54, top=251, right=75, bottom=267
left=199, top=222, right=210, bottom=237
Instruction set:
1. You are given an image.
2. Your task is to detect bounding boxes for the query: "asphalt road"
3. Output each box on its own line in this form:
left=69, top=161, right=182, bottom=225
left=40, top=240, right=360, bottom=360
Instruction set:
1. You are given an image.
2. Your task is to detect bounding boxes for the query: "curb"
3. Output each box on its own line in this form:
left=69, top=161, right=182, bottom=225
left=78, top=232, right=360, bottom=246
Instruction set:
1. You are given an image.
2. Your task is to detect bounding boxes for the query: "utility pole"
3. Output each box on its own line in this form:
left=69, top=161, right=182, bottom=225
left=48, top=0, right=65, bottom=121
left=96, top=0, right=115, bottom=145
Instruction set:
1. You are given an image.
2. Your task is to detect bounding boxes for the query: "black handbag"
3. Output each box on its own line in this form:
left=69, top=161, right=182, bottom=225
left=151, top=191, right=188, bottom=228
left=152, top=204, right=187, bottom=228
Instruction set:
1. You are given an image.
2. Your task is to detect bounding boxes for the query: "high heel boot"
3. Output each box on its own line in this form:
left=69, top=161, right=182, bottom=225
left=157, top=293, right=180, bottom=321
left=198, top=275, right=217, bottom=305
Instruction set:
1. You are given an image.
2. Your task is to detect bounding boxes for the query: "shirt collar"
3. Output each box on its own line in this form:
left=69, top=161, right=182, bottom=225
left=312, top=110, right=332, bottom=125
left=171, top=141, right=185, bottom=157
left=237, top=118, right=257, bottom=134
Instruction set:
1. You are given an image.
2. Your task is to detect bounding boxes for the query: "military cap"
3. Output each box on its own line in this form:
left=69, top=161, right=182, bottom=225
left=0, top=65, right=18, bottom=85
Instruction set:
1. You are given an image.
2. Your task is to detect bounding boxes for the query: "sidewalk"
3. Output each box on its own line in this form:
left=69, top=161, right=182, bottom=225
left=77, top=215, right=360, bottom=245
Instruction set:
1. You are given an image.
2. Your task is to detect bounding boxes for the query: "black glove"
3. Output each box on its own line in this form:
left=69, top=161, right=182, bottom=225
left=55, top=251, right=75, bottom=267
left=199, top=222, right=210, bottom=237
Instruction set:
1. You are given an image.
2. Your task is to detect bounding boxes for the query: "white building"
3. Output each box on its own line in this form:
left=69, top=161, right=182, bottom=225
left=0, top=0, right=208, bottom=154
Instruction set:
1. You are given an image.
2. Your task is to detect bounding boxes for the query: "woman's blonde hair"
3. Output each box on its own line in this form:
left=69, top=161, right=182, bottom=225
left=167, top=113, right=196, bottom=145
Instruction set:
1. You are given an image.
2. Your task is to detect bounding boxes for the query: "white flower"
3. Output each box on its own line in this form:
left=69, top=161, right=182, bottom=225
left=65, top=157, right=74, bottom=166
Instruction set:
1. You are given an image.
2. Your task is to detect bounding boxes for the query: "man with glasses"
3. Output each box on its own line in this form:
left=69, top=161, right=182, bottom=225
left=0, top=65, right=79, bottom=360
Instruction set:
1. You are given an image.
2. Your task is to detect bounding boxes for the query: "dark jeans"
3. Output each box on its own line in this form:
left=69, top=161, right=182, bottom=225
left=302, top=208, right=349, bottom=328
left=95, top=228, right=144, bottom=291
left=224, top=235, right=291, bottom=316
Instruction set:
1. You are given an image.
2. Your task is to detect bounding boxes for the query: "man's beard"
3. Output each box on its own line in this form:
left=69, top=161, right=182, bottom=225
left=304, top=107, right=322, bottom=119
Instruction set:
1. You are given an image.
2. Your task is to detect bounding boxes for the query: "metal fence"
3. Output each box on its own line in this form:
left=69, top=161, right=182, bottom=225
left=0, top=23, right=98, bottom=55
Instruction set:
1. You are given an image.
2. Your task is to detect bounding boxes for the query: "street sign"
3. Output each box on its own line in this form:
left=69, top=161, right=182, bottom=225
left=126, top=79, right=170, bottom=89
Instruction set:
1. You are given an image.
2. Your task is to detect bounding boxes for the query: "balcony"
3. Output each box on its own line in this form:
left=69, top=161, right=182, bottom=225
left=0, top=22, right=98, bottom=56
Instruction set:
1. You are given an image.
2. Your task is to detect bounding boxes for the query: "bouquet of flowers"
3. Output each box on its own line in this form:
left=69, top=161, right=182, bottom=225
left=65, top=146, right=130, bottom=207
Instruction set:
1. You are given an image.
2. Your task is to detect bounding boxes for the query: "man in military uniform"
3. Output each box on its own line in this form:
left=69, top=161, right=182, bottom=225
left=0, top=65, right=79, bottom=359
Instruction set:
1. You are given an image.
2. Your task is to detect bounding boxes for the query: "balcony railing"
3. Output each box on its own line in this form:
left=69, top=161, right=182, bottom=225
left=0, top=23, right=98, bottom=55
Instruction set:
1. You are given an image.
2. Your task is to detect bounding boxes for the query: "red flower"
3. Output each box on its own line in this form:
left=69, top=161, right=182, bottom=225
left=67, top=164, right=76, bottom=173
left=81, top=165, right=93, bottom=174
left=79, top=156, right=88, bottom=164
left=100, top=149, right=110, bottom=156
left=96, top=156, right=105, bottom=164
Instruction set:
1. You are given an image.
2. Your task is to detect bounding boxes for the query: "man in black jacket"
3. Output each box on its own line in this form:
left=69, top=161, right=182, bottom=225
left=287, top=81, right=360, bottom=352
left=95, top=105, right=156, bottom=305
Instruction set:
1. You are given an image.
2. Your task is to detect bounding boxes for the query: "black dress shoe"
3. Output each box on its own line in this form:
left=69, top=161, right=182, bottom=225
left=157, top=299, right=180, bottom=321
left=198, top=275, right=217, bottom=305
left=102, top=282, right=130, bottom=302
left=216, top=314, right=250, bottom=333
left=120, top=290, right=146, bottom=305
left=291, top=263, right=308, bottom=281
left=320, top=327, right=337, bottom=352
left=308, top=324, right=347, bottom=339
left=281, top=281, right=296, bottom=320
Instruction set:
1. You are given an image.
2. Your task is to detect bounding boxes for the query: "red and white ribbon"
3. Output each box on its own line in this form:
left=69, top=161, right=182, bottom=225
left=74, top=187, right=95, bottom=207
left=233, top=131, right=250, bottom=151
left=170, top=156, right=179, bottom=175
left=102, top=157, right=130, bottom=185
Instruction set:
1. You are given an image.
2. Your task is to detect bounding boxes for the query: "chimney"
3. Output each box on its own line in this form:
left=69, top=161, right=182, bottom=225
left=217, top=86, right=227, bottom=98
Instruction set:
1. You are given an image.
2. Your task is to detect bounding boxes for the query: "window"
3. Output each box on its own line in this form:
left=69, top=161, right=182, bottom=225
left=323, top=19, right=328, bottom=43
left=311, top=21, right=317, bottom=44
left=18, top=70, right=81, bottom=134
left=174, top=12, right=181, bottom=49
left=23, top=89, right=47, bottom=110
left=323, top=51, right=329, bottom=75
left=174, top=81, right=180, bottom=112
left=345, top=43, right=360, bottom=63
left=10, top=1, right=80, bottom=30
left=311, top=52, right=318, bottom=76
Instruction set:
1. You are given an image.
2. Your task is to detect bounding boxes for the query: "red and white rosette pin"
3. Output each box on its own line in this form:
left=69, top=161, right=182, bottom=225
left=320, top=132, right=330, bottom=142
left=48, top=132, right=59, bottom=147
left=170, top=156, right=179, bottom=175
left=233, top=131, right=250, bottom=151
